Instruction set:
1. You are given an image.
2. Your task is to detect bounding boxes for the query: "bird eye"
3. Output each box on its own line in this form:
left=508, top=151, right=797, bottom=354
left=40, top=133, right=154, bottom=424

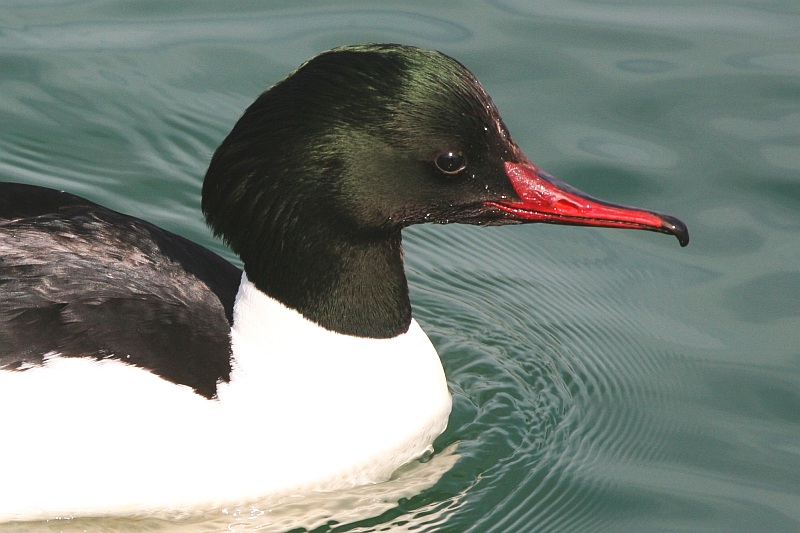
left=434, top=151, right=467, bottom=175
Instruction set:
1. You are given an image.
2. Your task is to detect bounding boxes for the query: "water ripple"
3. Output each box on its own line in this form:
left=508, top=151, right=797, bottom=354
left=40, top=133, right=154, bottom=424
left=2, top=9, right=470, bottom=52
left=491, top=0, right=800, bottom=35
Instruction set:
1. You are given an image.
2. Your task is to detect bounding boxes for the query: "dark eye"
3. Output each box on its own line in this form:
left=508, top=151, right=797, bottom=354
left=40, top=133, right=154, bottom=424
left=434, top=151, right=467, bottom=175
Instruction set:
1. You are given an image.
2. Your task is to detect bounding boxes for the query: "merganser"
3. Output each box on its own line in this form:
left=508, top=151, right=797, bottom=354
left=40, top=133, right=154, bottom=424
left=0, top=43, right=688, bottom=521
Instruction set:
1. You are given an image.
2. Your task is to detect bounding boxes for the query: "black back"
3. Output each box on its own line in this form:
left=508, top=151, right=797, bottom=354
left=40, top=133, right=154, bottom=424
left=0, top=183, right=241, bottom=398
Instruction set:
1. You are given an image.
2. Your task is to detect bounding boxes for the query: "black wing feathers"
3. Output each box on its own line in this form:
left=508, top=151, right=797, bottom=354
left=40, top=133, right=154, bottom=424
left=0, top=183, right=241, bottom=398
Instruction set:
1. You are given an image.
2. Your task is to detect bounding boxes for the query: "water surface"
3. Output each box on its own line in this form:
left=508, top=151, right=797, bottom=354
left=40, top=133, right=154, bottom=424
left=1, top=1, right=798, bottom=532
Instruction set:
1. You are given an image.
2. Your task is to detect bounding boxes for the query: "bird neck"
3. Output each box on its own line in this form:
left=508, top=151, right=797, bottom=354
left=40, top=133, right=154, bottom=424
left=242, top=227, right=411, bottom=339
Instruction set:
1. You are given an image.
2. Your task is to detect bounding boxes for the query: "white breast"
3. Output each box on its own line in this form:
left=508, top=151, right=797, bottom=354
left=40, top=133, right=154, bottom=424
left=216, top=273, right=452, bottom=495
left=0, top=274, right=452, bottom=521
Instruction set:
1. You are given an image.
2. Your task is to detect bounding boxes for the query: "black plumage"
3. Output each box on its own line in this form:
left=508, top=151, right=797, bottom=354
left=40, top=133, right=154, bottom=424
left=0, top=184, right=239, bottom=398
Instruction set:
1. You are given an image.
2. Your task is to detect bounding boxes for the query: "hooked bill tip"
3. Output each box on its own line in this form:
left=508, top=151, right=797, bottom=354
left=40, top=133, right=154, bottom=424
left=661, top=214, right=690, bottom=247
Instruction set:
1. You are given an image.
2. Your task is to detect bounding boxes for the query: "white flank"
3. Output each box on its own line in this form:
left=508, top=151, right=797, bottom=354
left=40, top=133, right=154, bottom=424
left=0, top=274, right=452, bottom=522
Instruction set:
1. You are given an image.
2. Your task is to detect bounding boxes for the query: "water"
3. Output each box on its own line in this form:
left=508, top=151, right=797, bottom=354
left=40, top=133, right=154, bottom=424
left=1, top=1, right=798, bottom=531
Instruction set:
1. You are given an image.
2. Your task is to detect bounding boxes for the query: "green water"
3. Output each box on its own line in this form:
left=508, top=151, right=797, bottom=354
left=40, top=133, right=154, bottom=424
left=1, top=1, right=798, bottom=532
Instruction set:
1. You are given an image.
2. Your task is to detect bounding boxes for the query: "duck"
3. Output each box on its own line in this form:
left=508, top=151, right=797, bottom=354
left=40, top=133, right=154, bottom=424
left=0, top=43, right=688, bottom=521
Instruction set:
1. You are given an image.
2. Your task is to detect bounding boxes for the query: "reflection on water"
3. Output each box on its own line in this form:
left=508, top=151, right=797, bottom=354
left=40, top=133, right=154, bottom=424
left=1, top=1, right=799, bottom=532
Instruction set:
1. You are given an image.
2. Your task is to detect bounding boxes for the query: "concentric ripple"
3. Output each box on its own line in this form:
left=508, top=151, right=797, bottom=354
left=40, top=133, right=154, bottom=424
left=395, top=224, right=698, bottom=533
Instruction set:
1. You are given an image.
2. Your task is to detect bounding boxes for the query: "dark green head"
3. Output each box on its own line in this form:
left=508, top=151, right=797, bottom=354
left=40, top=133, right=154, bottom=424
left=203, top=44, right=524, bottom=239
